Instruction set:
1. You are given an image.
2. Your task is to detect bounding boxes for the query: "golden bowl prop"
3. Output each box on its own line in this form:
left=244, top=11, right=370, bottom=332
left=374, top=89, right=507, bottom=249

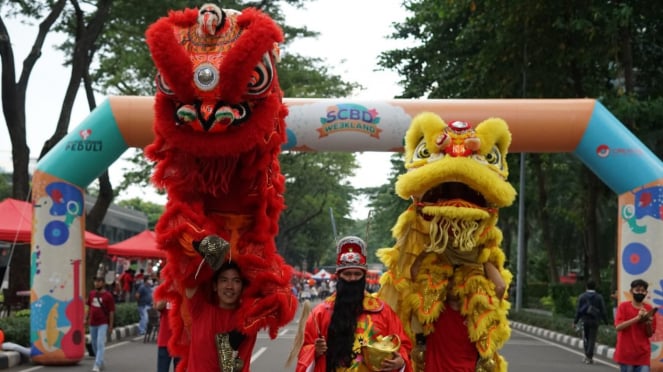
left=361, top=335, right=401, bottom=371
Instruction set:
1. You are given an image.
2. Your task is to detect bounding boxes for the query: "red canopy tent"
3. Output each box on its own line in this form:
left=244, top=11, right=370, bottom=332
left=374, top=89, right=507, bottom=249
left=107, top=229, right=165, bottom=259
left=0, top=198, right=108, bottom=248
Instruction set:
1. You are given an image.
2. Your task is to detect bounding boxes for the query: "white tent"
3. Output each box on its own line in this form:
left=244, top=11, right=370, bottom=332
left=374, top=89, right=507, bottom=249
left=311, top=269, right=331, bottom=280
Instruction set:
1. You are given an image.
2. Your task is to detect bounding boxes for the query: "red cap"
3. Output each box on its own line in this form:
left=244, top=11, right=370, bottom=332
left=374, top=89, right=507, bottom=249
left=336, top=236, right=367, bottom=271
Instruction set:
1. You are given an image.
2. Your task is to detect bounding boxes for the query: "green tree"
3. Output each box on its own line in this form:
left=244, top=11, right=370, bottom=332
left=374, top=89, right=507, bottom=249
left=2, top=0, right=113, bottom=287
left=0, top=171, right=10, bottom=200
left=378, top=0, right=662, bottom=286
left=363, top=154, right=409, bottom=253
left=116, top=198, right=164, bottom=230
left=1, top=0, right=68, bottom=201
left=277, top=152, right=358, bottom=269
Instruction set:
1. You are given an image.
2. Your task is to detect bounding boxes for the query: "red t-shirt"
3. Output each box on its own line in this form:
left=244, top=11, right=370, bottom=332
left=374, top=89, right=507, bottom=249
left=120, top=272, right=133, bottom=292
left=157, top=302, right=173, bottom=347
left=86, top=290, right=115, bottom=326
left=185, top=290, right=257, bottom=372
left=425, top=305, right=478, bottom=371
left=614, top=301, right=657, bottom=366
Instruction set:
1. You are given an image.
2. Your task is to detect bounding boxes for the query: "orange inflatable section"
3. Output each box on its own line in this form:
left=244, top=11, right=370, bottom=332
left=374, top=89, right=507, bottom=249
left=109, top=96, right=595, bottom=153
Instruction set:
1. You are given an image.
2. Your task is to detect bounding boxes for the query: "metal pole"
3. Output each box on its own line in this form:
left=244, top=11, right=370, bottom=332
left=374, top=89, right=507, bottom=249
left=329, top=207, right=338, bottom=241
left=516, top=153, right=526, bottom=311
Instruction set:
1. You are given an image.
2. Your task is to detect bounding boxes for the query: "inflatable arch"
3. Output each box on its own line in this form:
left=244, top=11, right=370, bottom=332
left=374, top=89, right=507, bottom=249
left=29, top=96, right=663, bottom=366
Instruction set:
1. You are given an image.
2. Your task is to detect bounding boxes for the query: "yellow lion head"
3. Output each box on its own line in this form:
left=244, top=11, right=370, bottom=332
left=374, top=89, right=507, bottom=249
left=396, top=112, right=516, bottom=257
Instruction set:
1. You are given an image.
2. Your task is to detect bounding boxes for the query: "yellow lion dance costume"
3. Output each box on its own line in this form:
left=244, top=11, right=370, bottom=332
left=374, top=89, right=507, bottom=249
left=377, top=112, right=516, bottom=371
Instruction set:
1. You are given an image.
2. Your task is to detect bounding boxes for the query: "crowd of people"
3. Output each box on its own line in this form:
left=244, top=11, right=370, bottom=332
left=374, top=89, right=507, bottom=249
left=293, top=278, right=335, bottom=303
left=59, top=242, right=651, bottom=372
left=4, top=240, right=651, bottom=371
left=0, top=240, right=659, bottom=372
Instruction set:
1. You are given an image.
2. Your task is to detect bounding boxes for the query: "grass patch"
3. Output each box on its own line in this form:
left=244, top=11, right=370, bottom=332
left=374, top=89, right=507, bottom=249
left=509, top=309, right=616, bottom=347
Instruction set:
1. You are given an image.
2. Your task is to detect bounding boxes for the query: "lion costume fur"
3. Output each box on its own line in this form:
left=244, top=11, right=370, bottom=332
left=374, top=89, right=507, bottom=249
left=144, top=4, right=296, bottom=370
left=377, top=112, right=516, bottom=371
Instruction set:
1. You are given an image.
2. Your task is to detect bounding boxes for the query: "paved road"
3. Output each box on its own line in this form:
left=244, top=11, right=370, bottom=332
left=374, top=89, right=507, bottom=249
left=5, top=305, right=619, bottom=371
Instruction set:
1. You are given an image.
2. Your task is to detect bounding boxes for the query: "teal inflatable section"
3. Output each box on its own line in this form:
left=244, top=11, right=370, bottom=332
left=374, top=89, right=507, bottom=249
left=574, top=101, right=663, bottom=194
left=36, top=99, right=129, bottom=188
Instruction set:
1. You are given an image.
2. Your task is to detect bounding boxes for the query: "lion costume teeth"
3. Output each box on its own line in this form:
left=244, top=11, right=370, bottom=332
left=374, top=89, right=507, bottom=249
left=378, top=112, right=516, bottom=371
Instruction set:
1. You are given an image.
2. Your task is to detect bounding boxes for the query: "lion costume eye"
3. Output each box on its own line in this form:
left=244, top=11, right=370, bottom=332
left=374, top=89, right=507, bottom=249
left=473, top=146, right=503, bottom=170
left=412, top=140, right=431, bottom=161
left=194, top=63, right=219, bottom=92
left=156, top=73, right=175, bottom=95
left=247, top=53, right=274, bottom=96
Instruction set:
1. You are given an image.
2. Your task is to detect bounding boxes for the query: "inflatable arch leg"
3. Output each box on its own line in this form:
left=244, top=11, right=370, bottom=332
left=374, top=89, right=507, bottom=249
left=31, top=96, right=662, bottom=367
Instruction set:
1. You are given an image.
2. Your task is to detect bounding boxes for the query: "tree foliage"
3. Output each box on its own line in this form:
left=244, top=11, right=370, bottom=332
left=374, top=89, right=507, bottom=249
left=0, top=172, right=10, bottom=201
left=363, top=154, right=409, bottom=257
left=116, top=198, right=164, bottom=230
left=277, top=152, right=358, bottom=269
left=378, top=0, right=662, bottom=284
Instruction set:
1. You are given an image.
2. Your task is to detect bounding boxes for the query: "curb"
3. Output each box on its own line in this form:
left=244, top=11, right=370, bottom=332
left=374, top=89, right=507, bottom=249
left=0, top=352, right=20, bottom=370
left=1, top=322, right=613, bottom=369
left=0, top=323, right=140, bottom=370
left=510, top=321, right=615, bottom=360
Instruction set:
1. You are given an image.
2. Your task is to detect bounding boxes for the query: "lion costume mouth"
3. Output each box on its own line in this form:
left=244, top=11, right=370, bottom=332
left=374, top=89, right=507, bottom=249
left=420, top=182, right=487, bottom=208
left=416, top=182, right=495, bottom=254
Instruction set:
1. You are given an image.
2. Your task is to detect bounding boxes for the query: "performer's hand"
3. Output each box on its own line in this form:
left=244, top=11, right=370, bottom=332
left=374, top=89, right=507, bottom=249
left=314, top=337, right=327, bottom=357
left=636, top=307, right=653, bottom=322
left=379, top=353, right=405, bottom=371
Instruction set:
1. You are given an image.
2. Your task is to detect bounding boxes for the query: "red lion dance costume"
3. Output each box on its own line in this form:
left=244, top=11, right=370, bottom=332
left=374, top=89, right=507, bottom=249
left=144, top=3, right=296, bottom=370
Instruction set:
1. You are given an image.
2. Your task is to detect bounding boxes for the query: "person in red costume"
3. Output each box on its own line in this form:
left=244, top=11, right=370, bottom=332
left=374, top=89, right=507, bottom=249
left=424, top=271, right=477, bottom=371
left=184, top=261, right=256, bottom=372
left=296, top=236, right=412, bottom=372
left=613, top=278, right=658, bottom=371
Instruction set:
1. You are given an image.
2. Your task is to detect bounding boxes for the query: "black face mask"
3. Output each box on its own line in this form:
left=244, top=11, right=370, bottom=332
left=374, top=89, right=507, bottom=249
left=633, top=293, right=646, bottom=303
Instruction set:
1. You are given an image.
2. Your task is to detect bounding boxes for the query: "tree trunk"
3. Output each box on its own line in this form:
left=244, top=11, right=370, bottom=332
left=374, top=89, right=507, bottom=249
left=38, top=0, right=113, bottom=159
left=583, top=168, right=601, bottom=283
left=531, top=154, right=559, bottom=283
left=0, top=1, right=67, bottom=199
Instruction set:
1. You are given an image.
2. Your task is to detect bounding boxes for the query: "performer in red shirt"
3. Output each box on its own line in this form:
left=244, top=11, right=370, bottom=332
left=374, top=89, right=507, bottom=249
left=424, top=273, right=477, bottom=371
left=183, top=261, right=256, bottom=372
left=614, top=278, right=658, bottom=370
left=296, top=236, right=412, bottom=372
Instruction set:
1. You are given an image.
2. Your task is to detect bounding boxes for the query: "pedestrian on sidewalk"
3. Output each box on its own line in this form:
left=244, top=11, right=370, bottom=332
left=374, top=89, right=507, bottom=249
left=573, top=280, right=608, bottom=364
left=86, top=276, right=115, bottom=372
left=614, top=278, right=658, bottom=371
left=155, top=298, right=180, bottom=372
left=135, top=278, right=154, bottom=335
